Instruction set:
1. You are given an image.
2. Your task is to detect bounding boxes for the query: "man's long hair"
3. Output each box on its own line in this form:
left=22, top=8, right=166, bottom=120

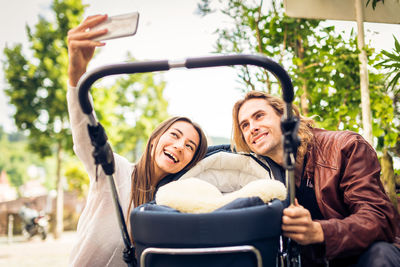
left=231, top=91, right=314, bottom=165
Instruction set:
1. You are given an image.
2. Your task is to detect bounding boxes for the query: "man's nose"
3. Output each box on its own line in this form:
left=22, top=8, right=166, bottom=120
left=249, top=121, right=259, bottom=135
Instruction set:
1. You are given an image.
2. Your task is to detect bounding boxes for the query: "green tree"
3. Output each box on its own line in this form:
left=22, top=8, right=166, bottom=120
left=2, top=0, right=85, bottom=238
left=198, top=0, right=398, bottom=207
left=64, top=159, right=89, bottom=199
left=66, top=54, right=169, bottom=196
left=377, top=36, right=400, bottom=91
left=0, top=127, right=38, bottom=191
left=367, top=0, right=386, bottom=10
left=0, top=136, right=28, bottom=189
left=376, top=36, right=400, bottom=207
left=104, top=55, right=169, bottom=161
left=3, top=1, right=171, bottom=234
left=198, top=1, right=366, bottom=128
left=0, top=126, right=53, bottom=197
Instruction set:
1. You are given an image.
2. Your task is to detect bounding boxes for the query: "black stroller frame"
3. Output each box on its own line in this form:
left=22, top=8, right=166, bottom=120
left=77, top=54, right=301, bottom=267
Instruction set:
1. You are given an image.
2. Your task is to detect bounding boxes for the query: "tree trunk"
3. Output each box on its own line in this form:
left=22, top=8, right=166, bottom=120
left=355, top=0, right=373, bottom=145
left=300, top=82, right=309, bottom=116
left=53, top=142, right=64, bottom=239
left=296, top=36, right=309, bottom=116
left=380, top=148, right=398, bottom=212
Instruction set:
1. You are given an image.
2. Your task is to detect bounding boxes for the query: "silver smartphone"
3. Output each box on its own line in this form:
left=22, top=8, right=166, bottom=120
left=91, top=12, right=140, bottom=41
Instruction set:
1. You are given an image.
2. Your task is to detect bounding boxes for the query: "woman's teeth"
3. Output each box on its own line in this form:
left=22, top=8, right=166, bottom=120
left=164, top=151, right=178, bottom=163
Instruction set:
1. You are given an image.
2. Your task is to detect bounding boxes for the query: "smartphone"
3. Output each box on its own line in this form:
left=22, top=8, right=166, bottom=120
left=91, top=12, right=140, bottom=41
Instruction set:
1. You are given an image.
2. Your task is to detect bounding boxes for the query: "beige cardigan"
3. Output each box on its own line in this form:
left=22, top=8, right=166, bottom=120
left=67, top=85, right=134, bottom=267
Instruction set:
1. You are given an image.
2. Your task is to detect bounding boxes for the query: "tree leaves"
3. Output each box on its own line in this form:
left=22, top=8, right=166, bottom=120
left=366, top=0, right=385, bottom=10
left=2, top=0, right=84, bottom=159
left=376, top=36, right=400, bottom=91
left=2, top=1, right=169, bottom=199
left=196, top=0, right=398, bottom=154
left=86, top=54, right=169, bottom=162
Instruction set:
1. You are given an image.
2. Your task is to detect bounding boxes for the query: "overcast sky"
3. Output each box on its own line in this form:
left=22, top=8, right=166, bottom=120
left=1, top=0, right=400, bottom=138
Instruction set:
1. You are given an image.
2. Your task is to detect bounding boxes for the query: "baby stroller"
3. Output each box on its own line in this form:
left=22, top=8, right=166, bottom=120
left=77, top=54, right=301, bottom=267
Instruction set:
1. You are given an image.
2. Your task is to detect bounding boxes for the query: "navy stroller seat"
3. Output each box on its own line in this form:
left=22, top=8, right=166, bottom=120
left=130, top=145, right=287, bottom=267
left=131, top=199, right=284, bottom=267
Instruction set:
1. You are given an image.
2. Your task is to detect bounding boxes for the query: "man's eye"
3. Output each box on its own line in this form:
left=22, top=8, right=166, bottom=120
left=170, top=132, right=178, bottom=138
left=255, top=113, right=264, bottom=119
left=241, top=123, right=249, bottom=130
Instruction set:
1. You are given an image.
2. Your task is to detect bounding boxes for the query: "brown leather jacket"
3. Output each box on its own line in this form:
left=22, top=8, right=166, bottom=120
left=300, top=128, right=400, bottom=261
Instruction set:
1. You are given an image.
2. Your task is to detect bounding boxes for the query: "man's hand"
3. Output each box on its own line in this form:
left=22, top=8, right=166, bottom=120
left=282, top=199, right=324, bottom=245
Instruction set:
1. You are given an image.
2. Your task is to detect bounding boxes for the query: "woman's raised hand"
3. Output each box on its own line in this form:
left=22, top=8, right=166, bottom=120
left=67, top=15, right=108, bottom=86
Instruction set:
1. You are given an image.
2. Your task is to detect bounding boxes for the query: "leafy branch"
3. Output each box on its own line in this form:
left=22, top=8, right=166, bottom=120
left=366, top=0, right=384, bottom=10
left=376, top=36, right=400, bottom=91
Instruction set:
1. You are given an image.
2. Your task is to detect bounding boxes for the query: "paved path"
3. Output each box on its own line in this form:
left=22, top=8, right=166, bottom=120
left=0, top=231, right=76, bottom=267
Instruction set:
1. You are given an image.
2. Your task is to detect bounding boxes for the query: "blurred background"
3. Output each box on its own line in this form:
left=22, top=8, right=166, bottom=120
left=0, top=0, right=399, bottom=265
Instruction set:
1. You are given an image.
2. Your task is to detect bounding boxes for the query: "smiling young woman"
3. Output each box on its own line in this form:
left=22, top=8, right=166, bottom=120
left=127, top=117, right=207, bottom=219
left=67, top=15, right=208, bottom=267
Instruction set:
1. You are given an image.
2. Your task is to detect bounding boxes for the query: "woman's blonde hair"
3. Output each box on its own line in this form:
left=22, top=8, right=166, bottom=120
left=232, top=91, right=314, bottom=164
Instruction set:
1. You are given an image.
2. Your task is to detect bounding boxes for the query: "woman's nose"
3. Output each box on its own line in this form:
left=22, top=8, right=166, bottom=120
left=174, top=139, right=185, bottom=151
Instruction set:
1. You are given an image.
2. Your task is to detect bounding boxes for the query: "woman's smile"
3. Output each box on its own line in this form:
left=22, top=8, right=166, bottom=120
left=163, top=150, right=179, bottom=163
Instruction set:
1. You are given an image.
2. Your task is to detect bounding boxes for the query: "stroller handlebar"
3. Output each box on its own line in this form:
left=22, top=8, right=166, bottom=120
left=77, top=54, right=294, bottom=115
left=77, top=60, right=170, bottom=114
left=185, top=54, right=294, bottom=102
left=75, top=54, right=301, bottom=266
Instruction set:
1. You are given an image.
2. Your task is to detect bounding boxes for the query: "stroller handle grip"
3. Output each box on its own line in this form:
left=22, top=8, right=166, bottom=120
left=77, top=54, right=294, bottom=115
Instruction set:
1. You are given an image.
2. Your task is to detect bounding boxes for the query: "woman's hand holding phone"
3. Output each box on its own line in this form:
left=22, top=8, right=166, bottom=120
left=67, top=15, right=108, bottom=86
left=67, top=12, right=139, bottom=86
left=90, top=12, right=139, bottom=41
